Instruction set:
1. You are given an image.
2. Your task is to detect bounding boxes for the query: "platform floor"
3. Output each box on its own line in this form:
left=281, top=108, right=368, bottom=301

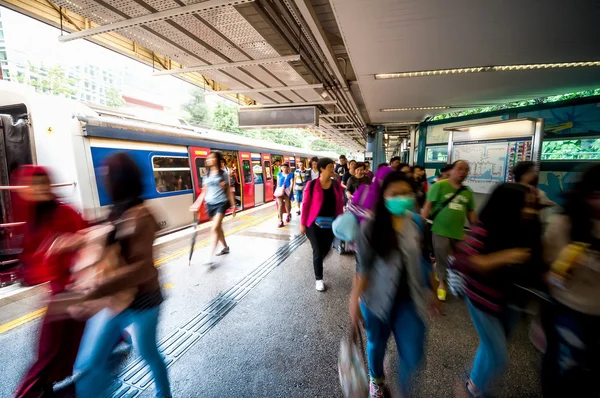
left=0, top=204, right=542, bottom=397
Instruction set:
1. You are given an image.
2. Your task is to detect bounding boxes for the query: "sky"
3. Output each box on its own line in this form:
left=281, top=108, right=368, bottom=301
left=0, top=6, right=229, bottom=117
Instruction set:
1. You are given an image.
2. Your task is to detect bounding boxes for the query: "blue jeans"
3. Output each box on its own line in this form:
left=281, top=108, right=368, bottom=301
left=74, top=307, right=171, bottom=398
left=466, top=299, right=516, bottom=395
left=360, top=300, right=425, bottom=391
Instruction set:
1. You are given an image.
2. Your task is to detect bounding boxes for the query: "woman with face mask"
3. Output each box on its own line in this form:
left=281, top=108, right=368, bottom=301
left=348, top=171, right=433, bottom=397
left=453, top=183, right=542, bottom=397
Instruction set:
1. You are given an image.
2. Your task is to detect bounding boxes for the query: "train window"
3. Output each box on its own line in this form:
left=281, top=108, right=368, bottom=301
left=264, top=161, right=272, bottom=180
left=152, top=156, right=192, bottom=193
left=195, top=158, right=207, bottom=187
left=252, top=160, right=264, bottom=184
left=242, top=160, right=253, bottom=184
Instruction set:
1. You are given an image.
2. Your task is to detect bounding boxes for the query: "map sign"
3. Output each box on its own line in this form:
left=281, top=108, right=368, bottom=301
left=452, top=142, right=509, bottom=193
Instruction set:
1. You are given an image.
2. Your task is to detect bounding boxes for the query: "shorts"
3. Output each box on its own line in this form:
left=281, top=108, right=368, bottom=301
left=295, top=190, right=304, bottom=203
left=206, top=201, right=230, bottom=218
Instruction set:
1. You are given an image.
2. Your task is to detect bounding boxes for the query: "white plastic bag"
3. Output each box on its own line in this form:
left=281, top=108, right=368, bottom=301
left=338, top=330, right=369, bottom=398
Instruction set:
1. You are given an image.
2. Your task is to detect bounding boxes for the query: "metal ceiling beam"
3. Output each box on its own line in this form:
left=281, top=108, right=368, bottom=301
left=57, top=0, right=255, bottom=42
left=291, top=0, right=366, bottom=126
left=152, top=55, right=301, bottom=76
left=205, top=83, right=323, bottom=95
left=240, top=100, right=337, bottom=109
left=319, top=113, right=348, bottom=118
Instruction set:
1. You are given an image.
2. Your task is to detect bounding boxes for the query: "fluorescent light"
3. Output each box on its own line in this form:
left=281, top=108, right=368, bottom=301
left=153, top=55, right=300, bottom=76
left=381, top=121, right=421, bottom=125
left=58, top=0, right=255, bottom=42
left=319, top=113, right=348, bottom=118
left=381, top=106, right=450, bottom=112
left=375, top=61, right=600, bottom=79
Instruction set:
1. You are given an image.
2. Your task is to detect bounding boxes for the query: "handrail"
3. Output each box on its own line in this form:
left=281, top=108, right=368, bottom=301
left=0, top=182, right=76, bottom=191
left=0, top=222, right=25, bottom=228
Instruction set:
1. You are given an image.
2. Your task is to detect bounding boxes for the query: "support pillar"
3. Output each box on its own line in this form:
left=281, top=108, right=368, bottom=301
left=365, top=125, right=386, bottom=168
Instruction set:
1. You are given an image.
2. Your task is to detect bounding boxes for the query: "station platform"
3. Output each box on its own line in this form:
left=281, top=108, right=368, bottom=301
left=1, top=203, right=542, bottom=397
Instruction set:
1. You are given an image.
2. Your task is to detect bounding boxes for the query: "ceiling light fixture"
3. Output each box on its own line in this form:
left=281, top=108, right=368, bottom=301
left=381, top=121, right=421, bottom=125
left=380, top=106, right=450, bottom=112
left=375, top=61, right=600, bottom=79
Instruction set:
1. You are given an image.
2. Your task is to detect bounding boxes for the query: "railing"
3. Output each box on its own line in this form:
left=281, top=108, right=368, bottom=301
left=0, top=182, right=76, bottom=191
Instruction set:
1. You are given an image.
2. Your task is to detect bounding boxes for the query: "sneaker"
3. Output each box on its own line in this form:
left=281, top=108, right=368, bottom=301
left=278, top=221, right=284, bottom=228
left=437, top=288, right=447, bottom=302
left=369, top=378, right=387, bottom=398
left=315, top=280, right=325, bottom=292
left=216, top=247, right=230, bottom=256
left=286, top=214, right=291, bottom=223
left=296, top=210, right=301, bottom=215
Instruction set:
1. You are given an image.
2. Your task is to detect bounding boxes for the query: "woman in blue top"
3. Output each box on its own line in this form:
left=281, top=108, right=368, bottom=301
left=276, top=163, right=294, bottom=228
left=191, top=151, right=236, bottom=265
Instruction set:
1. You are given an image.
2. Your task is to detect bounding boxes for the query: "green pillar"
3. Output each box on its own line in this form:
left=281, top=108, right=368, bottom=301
left=365, top=125, right=385, bottom=168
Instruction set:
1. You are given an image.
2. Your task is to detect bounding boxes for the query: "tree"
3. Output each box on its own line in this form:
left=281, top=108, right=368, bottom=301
left=22, top=62, right=79, bottom=97
left=106, top=88, right=126, bottom=108
left=182, top=88, right=209, bottom=125
left=212, top=102, right=245, bottom=134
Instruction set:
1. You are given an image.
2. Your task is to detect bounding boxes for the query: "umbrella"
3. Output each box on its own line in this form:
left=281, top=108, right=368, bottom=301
left=188, top=220, right=198, bottom=266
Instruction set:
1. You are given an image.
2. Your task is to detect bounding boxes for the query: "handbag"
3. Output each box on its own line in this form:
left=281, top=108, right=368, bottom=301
left=274, top=186, right=285, bottom=198
left=338, top=327, right=369, bottom=398
left=333, top=212, right=359, bottom=242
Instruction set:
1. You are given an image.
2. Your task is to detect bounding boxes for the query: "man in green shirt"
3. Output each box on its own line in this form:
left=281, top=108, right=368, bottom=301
left=422, top=160, right=476, bottom=301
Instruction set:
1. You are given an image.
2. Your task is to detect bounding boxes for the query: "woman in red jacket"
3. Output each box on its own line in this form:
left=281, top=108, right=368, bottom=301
left=300, top=158, right=344, bottom=292
left=13, top=166, right=87, bottom=398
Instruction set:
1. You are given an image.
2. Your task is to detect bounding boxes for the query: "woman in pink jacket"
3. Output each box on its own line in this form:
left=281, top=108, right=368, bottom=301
left=301, top=158, right=345, bottom=292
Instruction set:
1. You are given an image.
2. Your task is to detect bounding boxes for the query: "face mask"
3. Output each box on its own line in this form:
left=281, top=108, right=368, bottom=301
left=385, top=196, right=415, bottom=216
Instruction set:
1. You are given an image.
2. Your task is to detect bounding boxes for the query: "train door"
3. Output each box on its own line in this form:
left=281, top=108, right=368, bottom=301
left=239, top=151, right=255, bottom=209
left=262, top=154, right=274, bottom=202
left=189, top=146, right=210, bottom=222
left=251, top=153, right=265, bottom=205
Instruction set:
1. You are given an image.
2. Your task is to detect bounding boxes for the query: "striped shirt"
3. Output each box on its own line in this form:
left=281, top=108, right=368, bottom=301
left=453, top=222, right=509, bottom=316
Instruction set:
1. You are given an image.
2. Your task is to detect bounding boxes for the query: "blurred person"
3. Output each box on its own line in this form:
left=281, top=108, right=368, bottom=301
left=272, top=160, right=281, bottom=193
left=191, top=151, right=236, bottom=264
left=301, top=158, right=344, bottom=291
left=349, top=171, right=434, bottom=397
left=309, top=156, right=319, bottom=181
left=389, top=156, right=401, bottom=171
left=364, top=161, right=374, bottom=180
left=346, top=162, right=371, bottom=200
left=412, top=165, right=429, bottom=211
left=74, top=153, right=171, bottom=398
left=335, top=155, right=349, bottom=177
left=541, top=164, right=600, bottom=397
left=398, top=163, right=412, bottom=178
left=13, top=166, right=87, bottom=398
left=377, top=162, right=389, bottom=171
left=341, top=160, right=356, bottom=189
left=513, top=161, right=555, bottom=208
left=453, top=183, right=541, bottom=398
left=276, top=163, right=294, bottom=228
left=294, top=161, right=310, bottom=216
left=422, top=160, right=476, bottom=302
left=432, top=164, right=452, bottom=184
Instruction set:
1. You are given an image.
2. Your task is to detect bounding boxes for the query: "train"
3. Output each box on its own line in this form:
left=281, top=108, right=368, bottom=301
left=0, top=81, right=337, bottom=285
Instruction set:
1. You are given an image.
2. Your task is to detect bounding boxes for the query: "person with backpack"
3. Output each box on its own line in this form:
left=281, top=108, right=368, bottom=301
left=348, top=171, right=434, bottom=397
left=73, top=153, right=171, bottom=398
left=191, top=151, right=236, bottom=264
left=275, top=163, right=294, bottom=228
left=294, top=161, right=310, bottom=216
left=541, top=164, right=600, bottom=397
left=301, top=158, right=344, bottom=292
left=452, top=183, right=542, bottom=398
left=421, top=160, right=476, bottom=302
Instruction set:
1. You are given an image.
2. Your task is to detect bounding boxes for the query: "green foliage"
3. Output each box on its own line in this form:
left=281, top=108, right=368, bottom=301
left=182, top=88, right=209, bottom=125
left=432, top=89, right=600, bottom=121
left=198, top=99, right=348, bottom=154
left=105, top=88, right=126, bottom=108
left=21, top=62, right=79, bottom=97
left=542, top=139, right=600, bottom=160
